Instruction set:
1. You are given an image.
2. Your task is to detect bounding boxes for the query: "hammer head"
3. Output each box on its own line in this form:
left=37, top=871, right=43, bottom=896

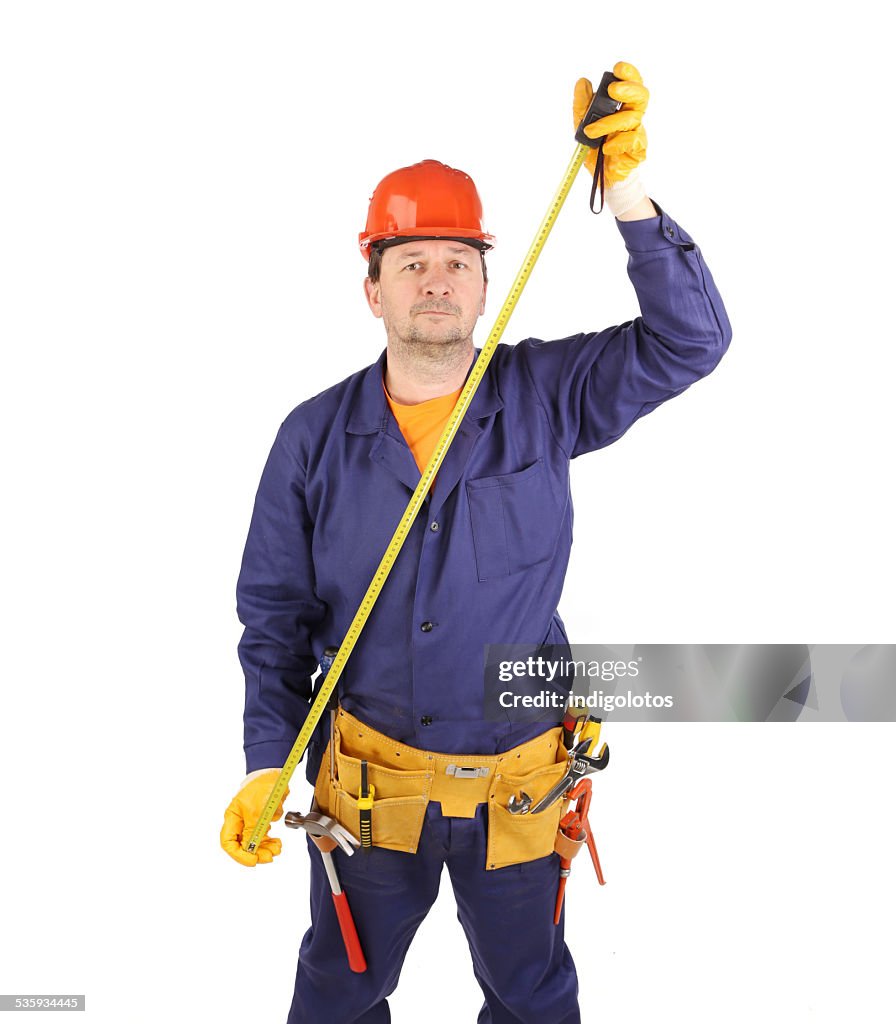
left=284, top=809, right=360, bottom=856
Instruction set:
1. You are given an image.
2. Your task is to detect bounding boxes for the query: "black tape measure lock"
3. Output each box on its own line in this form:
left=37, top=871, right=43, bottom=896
left=575, top=71, right=623, bottom=214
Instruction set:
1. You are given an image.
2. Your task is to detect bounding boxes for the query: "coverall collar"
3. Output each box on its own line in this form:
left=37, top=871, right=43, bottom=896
left=345, top=347, right=503, bottom=435
left=346, top=347, right=504, bottom=515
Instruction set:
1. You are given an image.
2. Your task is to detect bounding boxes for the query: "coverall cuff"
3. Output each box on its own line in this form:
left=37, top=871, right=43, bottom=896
left=615, top=199, right=696, bottom=253
left=245, top=739, right=298, bottom=774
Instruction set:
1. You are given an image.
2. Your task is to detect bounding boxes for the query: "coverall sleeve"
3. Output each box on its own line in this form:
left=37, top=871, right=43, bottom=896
left=519, top=203, right=732, bottom=458
left=236, top=421, right=326, bottom=773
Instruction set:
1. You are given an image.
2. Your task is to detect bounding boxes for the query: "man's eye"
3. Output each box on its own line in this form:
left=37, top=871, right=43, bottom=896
left=404, top=262, right=422, bottom=271
left=452, top=262, right=468, bottom=270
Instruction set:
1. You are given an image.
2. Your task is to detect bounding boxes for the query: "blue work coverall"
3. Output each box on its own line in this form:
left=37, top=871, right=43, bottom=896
left=237, top=205, right=732, bottom=1023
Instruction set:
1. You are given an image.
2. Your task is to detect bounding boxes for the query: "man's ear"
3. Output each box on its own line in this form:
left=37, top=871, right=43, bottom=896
left=479, top=281, right=487, bottom=316
left=364, top=277, right=383, bottom=319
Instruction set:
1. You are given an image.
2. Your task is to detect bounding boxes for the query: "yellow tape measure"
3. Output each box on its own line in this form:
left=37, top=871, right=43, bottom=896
left=245, top=142, right=590, bottom=854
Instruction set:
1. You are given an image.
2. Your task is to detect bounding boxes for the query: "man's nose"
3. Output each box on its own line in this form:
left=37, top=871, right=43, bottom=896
left=421, top=266, right=451, bottom=295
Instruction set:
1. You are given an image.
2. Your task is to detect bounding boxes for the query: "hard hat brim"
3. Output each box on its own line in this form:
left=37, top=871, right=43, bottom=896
left=360, top=230, right=495, bottom=260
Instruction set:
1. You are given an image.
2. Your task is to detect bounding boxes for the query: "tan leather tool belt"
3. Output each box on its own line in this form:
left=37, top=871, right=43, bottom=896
left=313, top=707, right=569, bottom=870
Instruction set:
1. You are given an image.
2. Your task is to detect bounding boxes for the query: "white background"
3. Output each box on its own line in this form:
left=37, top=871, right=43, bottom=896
left=1, top=2, right=894, bottom=1021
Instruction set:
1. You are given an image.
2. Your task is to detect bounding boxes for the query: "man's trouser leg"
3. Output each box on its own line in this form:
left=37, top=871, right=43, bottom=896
left=286, top=806, right=445, bottom=1024
left=286, top=803, right=580, bottom=1024
left=446, top=805, right=580, bottom=1024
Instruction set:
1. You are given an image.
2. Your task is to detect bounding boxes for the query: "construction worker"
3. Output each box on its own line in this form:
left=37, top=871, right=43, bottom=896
left=221, top=63, right=731, bottom=1023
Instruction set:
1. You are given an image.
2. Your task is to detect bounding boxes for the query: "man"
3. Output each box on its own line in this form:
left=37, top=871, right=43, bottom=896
left=221, top=63, right=731, bottom=1023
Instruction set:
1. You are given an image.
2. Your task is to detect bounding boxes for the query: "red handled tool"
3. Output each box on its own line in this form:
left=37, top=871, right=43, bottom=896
left=554, top=778, right=604, bottom=926
left=318, top=841, right=367, bottom=973
left=285, top=810, right=367, bottom=973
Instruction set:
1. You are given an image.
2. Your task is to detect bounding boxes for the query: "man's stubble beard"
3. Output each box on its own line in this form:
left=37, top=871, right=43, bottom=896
left=385, top=304, right=477, bottom=375
left=390, top=321, right=472, bottom=368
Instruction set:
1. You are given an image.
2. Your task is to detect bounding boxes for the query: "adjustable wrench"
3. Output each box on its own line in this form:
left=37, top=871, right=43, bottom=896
left=528, top=737, right=610, bottom=815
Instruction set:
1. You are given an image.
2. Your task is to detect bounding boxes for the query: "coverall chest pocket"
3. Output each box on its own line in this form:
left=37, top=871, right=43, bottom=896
left=466, top=459, right=557, bottom=582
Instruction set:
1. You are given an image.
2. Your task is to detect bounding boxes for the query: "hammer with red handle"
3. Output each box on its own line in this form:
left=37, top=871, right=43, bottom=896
left=285, top=810, right=367, bottom=973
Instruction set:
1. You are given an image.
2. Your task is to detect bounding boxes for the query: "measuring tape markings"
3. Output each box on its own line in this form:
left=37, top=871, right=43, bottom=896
left=245, top=144, right=590, bottom=854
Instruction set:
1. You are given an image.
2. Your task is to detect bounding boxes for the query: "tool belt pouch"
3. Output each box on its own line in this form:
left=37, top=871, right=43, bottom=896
left=487, top=753, right=569, bottom=870
left=313, top=708, right=569, bottom=868
left=313, top=713, right=431, bottom=855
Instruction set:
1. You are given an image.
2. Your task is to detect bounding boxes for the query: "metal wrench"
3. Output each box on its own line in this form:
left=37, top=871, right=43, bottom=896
left=508, top=792, right=532, bottom=815
left=528, top=738, right=610, bottom=815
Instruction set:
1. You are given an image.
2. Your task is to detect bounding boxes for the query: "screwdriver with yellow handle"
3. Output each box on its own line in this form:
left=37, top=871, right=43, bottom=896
left=358, top=761, right=375, bottom=851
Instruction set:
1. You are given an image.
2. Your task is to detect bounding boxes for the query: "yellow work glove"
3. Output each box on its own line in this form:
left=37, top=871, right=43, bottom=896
left=573, top=61, right=649, bottom=215
left=220, top=768, right=289, bottom=867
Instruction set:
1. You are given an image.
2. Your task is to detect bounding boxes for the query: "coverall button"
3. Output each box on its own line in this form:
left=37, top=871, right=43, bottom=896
left=420, top=620, right=434, bottom=632
left=420, top=715, right=433, bottom=726
left=430, top=521, right=440, bottom=532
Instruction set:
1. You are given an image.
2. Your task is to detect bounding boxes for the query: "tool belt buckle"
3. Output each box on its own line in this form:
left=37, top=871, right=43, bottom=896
left=445, top=764, right=490, bottom=780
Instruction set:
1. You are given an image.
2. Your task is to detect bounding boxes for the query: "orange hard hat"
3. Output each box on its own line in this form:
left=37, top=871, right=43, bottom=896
left=359, top=159, right=495, bottom=260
